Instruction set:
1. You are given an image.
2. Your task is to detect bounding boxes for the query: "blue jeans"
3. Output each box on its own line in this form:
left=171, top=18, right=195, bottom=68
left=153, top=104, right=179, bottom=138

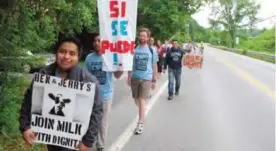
left=168, top=68, right=182, bottom=95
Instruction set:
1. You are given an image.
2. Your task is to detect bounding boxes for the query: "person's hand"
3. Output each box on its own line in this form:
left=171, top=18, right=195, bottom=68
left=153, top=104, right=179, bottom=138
left=77, top=143, right=91, bottom=151
left=151, top=82, right=157, bottom=90
left=127, top=78, right=131, bottom=87
left=23, top=129, right=36, bottom=145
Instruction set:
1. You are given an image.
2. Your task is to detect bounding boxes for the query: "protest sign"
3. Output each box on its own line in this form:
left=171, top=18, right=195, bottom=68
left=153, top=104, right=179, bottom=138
left=30, top=73, right=96, bottom=150
left=97, top=0, right=139, bottom=71
left=183, top=55, right=202, bottom=68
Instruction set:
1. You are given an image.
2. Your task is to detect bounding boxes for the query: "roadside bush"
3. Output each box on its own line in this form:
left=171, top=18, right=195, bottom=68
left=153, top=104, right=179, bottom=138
left=26, top=56, right=46, bottom=69
left=0, top=75, right=45, bottom=151
left=241, top=49, right=247, bottom=55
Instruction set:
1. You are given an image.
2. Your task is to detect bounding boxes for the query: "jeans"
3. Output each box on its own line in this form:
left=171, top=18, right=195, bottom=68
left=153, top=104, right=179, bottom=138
left=168, top=68, right=182, bottom=95
left=96, top=100, right=112, bottom=149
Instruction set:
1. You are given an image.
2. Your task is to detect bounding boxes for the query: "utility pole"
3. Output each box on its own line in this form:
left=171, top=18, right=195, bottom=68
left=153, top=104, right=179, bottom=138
left=232, top=0, right=236, bottom=48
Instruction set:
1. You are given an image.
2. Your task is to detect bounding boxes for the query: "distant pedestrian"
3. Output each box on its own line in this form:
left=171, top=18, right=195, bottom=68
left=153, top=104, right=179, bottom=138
left=163, top=39, right=184, bottom=100
left=156, top=40, right=166, bottom=75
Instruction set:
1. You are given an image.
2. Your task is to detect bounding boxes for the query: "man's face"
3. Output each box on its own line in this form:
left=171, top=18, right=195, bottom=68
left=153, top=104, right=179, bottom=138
left=56, top=42, right=79, bottom=71
left=149, top=37, right=154, bottom=46
left=93, top=35, right=101, bottom=53
left=172, top=41, right=178, bottom=48
left=139, top=31, right=149, bottom=44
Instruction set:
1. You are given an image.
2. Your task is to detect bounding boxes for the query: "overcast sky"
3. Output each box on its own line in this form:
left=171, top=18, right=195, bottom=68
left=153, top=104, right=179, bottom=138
left=192, top=0, right=276, bottom=29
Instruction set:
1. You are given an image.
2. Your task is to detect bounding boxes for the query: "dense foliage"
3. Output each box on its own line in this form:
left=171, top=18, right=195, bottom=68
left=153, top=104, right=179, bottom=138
left=238, top=28, right=275, bottom=54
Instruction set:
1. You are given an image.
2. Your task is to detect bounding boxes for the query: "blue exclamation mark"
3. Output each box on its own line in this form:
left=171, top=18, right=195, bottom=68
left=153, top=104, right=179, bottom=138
left=113, top=53, right=118, bottom=65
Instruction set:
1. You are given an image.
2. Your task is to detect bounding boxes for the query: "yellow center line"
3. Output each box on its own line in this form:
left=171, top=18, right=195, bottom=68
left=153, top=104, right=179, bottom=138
left=215, top=57, right=276, bottom=100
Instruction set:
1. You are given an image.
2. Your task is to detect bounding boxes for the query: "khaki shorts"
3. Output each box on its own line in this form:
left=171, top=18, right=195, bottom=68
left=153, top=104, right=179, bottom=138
left=131, top=78, right=152, bottom=99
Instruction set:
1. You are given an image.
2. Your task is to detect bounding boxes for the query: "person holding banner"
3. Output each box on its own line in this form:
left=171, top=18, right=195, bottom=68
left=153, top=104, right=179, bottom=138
left=84, top=34, right=123, bottom=151
left=127, top=28, right=158, bottom=135
left=149, top=37, right=158, bottom=53
left=19, top=37, right=103, bottom=151
left=163, top=39, right=184, bottom=100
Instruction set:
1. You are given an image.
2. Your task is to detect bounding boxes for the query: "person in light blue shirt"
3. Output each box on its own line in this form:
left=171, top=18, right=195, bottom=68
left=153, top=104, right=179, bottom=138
left=84, top=34, right=123, bottom=151
left=131, top=45, right=159, bottom=81
left=127, top=28, right=158, bottom=135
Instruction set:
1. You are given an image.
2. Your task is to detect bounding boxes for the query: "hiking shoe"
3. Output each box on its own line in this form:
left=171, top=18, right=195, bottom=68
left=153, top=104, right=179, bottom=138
left=134, top=123, right=144, bottom=135
left=168, top=95, right=173, bottom=100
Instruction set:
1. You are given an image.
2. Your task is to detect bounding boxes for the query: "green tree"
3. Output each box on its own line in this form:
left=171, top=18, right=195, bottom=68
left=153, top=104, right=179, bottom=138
left=208, top=0, right=260, bottom=47
left=137, top=0, right=210, bottom=41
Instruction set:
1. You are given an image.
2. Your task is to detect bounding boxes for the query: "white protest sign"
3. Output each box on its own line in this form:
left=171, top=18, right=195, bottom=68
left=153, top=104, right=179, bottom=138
left=30, top=73, right=95, bottom=150
left=97, top=0, right=139, bottom=71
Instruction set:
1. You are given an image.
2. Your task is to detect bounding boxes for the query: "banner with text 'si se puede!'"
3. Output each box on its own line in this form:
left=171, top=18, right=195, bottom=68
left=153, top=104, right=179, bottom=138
left=97, top=0, right=138, bottom=71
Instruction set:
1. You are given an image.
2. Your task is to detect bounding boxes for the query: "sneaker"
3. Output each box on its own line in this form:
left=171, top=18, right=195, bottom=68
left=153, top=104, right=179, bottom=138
left=134, top=123, right=143, bottom=135
left=168, top=95, right=173, bottom=100
left=175, top=91, right=179, bottom=95
left=97, top=148, right=104, bottom=151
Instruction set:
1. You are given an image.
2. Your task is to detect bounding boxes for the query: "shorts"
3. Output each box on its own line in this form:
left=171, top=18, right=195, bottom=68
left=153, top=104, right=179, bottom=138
left=131, top=78, right=152, bottom=99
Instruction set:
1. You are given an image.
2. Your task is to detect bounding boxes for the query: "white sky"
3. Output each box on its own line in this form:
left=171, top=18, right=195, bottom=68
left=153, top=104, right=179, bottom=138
left=192, top=0, right=276, bottom=29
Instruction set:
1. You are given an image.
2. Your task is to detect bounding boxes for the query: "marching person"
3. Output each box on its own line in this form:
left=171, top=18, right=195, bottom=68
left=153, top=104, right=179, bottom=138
left=84, top=33, right=123, bottom=151
left=156, top=40, right=166, bottom=75
left=19, top=37, right=103, bottom=151
left=127, top=28, right=158, bottom=134
left=163, top=39, right=184, bottom=100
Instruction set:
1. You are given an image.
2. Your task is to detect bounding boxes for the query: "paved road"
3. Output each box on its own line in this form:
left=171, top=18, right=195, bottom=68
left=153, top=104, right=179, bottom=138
left=103, top=46, right=275, bottom=151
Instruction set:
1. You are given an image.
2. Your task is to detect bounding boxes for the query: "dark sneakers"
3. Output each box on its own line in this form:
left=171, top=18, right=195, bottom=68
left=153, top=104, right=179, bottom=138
left=97, top=148, right=104, bottom=151
left=168, top=91, right=178, bottom=100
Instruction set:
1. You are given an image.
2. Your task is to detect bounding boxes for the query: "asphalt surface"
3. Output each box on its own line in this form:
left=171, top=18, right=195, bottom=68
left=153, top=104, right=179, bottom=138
left=102, top=46, right=275, bottom=151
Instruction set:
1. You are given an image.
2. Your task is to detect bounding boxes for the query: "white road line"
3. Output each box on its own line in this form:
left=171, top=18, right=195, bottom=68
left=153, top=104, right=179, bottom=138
left=108, top=80, right=169, bottom=151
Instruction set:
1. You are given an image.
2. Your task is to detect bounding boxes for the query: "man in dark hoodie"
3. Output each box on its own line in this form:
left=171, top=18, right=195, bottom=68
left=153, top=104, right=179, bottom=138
left=19, top=37, right=103, bottom=151
left=163, top=39, right=184, bottom=100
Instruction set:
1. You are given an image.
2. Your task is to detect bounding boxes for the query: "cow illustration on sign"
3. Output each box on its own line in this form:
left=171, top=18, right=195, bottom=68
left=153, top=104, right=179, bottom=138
left=48, top=93, right=71, bottom=116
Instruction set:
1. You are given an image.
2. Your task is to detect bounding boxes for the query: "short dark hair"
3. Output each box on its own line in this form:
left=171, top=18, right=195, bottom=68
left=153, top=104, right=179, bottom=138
left=55, top=36, right=82, bottom=54
left=172, top=39, right=178, bottom=42
left=93, top=33, right=100, bottom=42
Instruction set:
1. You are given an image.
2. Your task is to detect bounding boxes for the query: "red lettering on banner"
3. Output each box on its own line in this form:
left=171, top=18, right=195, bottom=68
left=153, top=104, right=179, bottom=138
left=110, top=1, right=119, bottom=18
left=101, top=40, right=135, bottom=55
left=121, top=1, right=126, bottom=17
left=130, top=41, right=135, bottom=54
left=110, top=1, right=126, bottom=18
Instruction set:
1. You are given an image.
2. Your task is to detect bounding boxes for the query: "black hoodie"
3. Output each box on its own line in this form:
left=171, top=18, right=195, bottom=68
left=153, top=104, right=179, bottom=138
left=164, top=47, right=184, bottom=70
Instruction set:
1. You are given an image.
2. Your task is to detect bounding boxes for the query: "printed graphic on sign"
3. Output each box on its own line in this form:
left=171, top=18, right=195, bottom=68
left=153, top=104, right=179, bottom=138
left=48, top=93, right=72, bottom=117
left=134, top=52, right=149, bottom=71
left=97, top=0, right=138, bottom=71
left=31, top=73, right=96, bottom=150
left=183, top=55, right=203, bottom=69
